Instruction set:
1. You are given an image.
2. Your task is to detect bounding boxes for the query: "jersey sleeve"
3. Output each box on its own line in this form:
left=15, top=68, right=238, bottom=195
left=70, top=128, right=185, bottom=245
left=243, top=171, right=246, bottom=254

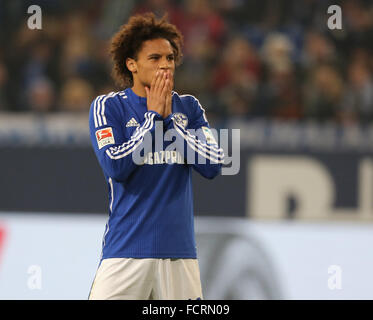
left=89, top=94, right=162, bottom=182
left=165, top=96, right=224, bottom=179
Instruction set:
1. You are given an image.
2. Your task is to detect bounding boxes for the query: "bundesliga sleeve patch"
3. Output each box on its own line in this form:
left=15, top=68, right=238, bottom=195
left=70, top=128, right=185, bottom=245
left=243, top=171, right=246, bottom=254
left=96, top=127, right=115, bottom=149
left=202, top=126, right=217, bottom=144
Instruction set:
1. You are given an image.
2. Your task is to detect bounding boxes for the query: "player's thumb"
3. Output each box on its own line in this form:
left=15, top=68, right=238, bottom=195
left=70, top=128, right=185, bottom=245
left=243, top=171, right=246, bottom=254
left=145, top=86, right=149, bottom=96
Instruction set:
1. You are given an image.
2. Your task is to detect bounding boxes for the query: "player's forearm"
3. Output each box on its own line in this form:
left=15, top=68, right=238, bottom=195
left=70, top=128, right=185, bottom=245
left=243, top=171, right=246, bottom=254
left=100, top=111, right=162, bottom=181
left=169, top=117, right=224, bottom=179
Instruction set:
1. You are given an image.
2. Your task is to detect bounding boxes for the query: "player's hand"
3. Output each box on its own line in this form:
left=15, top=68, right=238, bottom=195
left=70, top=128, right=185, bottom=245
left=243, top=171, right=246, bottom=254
left=145, top=70, right=169, bottom=118
left=164, top=70, right=173, bottom=118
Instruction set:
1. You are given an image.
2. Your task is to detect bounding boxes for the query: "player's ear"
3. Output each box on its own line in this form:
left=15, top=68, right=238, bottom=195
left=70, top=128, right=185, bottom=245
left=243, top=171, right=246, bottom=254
left=126, top=58, right=137, bottom=73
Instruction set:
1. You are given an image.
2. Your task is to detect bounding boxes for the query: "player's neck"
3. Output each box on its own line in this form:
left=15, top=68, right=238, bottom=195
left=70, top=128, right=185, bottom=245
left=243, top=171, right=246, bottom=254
left=131, top=82, right=146, bottom=98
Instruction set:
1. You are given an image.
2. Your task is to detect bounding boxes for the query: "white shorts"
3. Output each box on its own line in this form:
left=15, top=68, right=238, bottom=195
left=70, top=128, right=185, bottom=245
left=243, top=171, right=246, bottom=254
left=88, top=258, right=203, bottom=300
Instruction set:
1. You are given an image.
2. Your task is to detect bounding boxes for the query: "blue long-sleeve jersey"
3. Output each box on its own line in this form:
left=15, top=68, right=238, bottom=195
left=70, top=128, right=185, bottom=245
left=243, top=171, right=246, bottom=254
left=89, top=88, right=224, bottom=260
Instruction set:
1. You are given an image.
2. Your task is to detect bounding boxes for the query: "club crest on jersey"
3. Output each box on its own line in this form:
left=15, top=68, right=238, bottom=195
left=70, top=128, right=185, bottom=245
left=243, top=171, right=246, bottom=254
left=96, top=127, right=115, bottom=149
left=173, top=112, right=188, bottom=129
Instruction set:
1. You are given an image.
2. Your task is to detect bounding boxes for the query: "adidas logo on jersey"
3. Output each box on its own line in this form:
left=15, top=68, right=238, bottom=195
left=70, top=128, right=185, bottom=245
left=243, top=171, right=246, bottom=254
left=126, top=118, right=140, bottom=127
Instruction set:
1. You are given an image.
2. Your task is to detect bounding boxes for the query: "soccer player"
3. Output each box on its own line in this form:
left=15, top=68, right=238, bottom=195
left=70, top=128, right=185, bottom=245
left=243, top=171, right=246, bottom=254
left=88, top=13, right=224, bottom=300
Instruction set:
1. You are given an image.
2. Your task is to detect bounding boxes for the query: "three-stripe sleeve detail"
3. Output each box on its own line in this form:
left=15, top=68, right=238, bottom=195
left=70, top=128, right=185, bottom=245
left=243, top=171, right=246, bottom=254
left=105, top=112, right=157, bottom=160
left=173, top=120, right=224, bottom=163
left=94, top=92, right=127, bottom=128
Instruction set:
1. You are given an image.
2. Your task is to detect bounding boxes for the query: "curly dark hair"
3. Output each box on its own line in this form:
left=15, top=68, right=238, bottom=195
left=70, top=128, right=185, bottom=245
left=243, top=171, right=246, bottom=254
left=110, top=12, right=184, bottom=88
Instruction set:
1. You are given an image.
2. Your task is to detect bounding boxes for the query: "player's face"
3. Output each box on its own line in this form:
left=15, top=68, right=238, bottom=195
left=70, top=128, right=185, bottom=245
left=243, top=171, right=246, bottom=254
left=131, top=38, right=175, bottom=89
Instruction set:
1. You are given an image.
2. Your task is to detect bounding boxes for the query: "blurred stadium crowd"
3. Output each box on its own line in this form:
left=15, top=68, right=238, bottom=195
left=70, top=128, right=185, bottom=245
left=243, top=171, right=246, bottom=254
left=0, top=0, right=372, bottom=125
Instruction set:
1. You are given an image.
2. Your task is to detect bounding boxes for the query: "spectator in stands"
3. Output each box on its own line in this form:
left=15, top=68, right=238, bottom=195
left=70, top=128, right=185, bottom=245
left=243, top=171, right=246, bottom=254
left=342, top=0, right=373, bottom=50
left=0, top=60, right=9, bottom=110
left=26, top=77, right=56, bottom=112
left=179, top=0, right=226, bottom=60
left=258, top=62, right=303, bottom=120
left=59, top=77, right=95, bottom=112
left=303, top=65, right=344, bottom=122
left=301, top=31, right=337, bottom=71
left=212, top=36, right=261, bottom=118
left=258, top=32, right=303, bottom=119
left=340, top=61, right=373, bottom=125
left=212, top=36, right=261, bottom=91
left=58, top=11, right=93, bottom=80
left=83, top=38, right=117, bottom=94
left=261, top=32, right=294, bottom=74
left=174, top=0, right=226, bottom=116
left=22, top=36, right=56, bottom=91
left=133, top=0, right=185, bottom=29
left=10, top=23, right=59, bottom=111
